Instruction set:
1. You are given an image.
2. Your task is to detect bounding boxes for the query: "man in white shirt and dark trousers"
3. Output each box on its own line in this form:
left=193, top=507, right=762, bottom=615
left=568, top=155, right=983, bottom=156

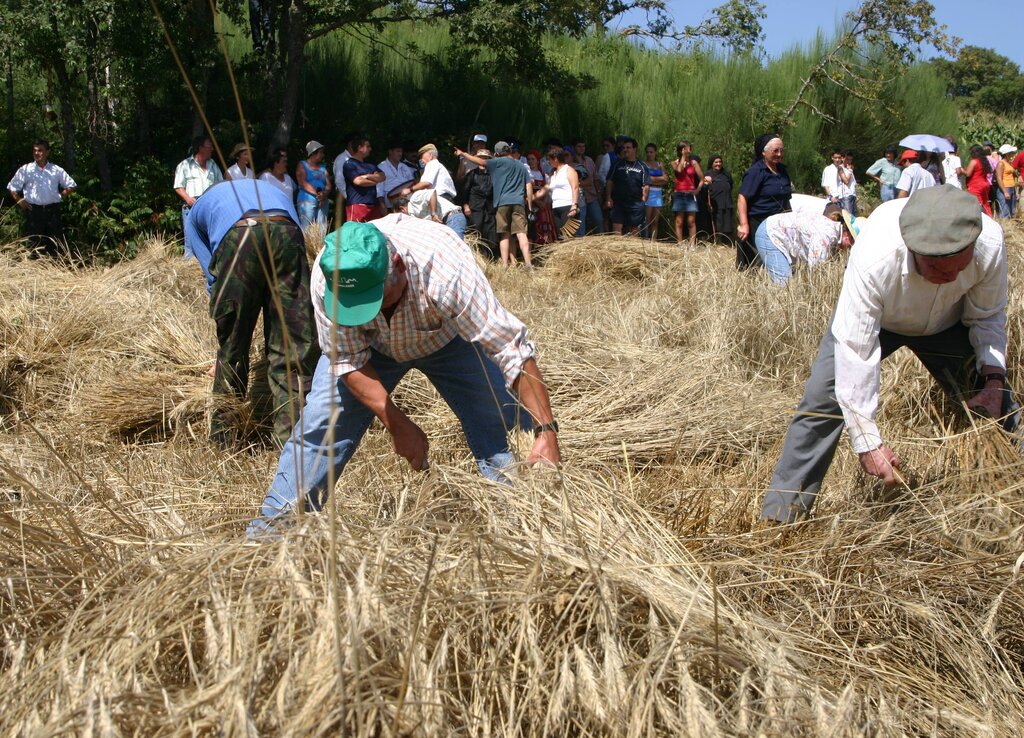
left=7, top=139, right=77, bottom=257
left=761, top=186, right=1018, bottom=524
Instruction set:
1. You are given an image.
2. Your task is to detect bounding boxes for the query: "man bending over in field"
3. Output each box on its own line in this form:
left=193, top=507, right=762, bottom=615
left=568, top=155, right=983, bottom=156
left=761, top=185, right=1019, bottom=524
left=247, top=215, right=560, bottom=534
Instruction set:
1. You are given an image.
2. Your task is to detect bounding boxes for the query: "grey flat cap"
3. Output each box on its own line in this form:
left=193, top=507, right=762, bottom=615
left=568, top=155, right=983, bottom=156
left=899, top=185, right=983, bottom=257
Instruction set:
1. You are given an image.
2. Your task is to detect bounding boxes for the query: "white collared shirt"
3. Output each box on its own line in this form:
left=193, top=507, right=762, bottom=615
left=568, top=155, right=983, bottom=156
left=173, top=156, right=223, bottom=199
left=420, top=159, right=457, bottom=198
left=7, top=161, right=77, bottom=205
left=832, top=199, right=1007, bottom=453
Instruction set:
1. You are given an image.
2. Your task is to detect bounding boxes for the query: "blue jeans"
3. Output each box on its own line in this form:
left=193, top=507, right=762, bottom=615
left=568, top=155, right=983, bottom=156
left=578, top=199, right=603, bottom=236
left=248, top=337, right=528, bottom=534
left=837, top=195, right=857, bottom=216
left=297, top=196, right=328, bottom=229
left=181, top=205, right=194, bottom=259
left=996, top=187, right=1017, bottom=218
left=879, top=184, right=897, bottom=202
left=754, top=221, right=792, bottom=285
left=444, top=210, right=467, bottom=240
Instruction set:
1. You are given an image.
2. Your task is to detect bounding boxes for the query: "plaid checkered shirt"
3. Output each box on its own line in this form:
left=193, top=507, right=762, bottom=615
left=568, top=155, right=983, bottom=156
left=312, top=213, right=536, bottom=389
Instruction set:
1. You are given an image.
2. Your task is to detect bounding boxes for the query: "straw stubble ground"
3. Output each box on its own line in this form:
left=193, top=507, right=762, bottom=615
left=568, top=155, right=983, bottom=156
left=1, top=224, right=1023, bottom=736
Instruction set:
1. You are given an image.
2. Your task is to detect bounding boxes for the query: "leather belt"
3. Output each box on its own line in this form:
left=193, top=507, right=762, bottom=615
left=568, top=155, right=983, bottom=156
left=234, top=214, right=294, bottom=227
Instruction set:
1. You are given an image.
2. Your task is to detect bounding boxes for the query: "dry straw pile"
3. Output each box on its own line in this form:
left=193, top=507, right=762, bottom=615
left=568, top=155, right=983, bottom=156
left=1, top=224, right=1023, bottom=736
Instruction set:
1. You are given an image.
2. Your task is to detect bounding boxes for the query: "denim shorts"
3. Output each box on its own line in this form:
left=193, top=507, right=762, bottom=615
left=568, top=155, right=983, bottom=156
left=672, top=191, right=698, bottom=213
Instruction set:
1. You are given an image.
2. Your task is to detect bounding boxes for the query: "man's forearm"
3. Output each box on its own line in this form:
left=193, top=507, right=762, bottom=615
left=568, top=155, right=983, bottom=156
left=342, top=363, right=408, bottom=430
left=512, top=358, right=555, bottom=426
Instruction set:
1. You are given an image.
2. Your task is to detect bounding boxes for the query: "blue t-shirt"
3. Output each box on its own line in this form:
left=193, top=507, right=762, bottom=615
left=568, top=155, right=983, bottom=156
left=738, top=160, right=792, bottom=219
left=343, top=158, right=381, bottom=205
left=184, top=180, right=300, bottom=293
left=485, top=156, right=530, bottom=208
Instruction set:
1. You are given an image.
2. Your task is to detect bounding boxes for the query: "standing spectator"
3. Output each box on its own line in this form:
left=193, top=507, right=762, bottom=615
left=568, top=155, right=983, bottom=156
left=456, top=141, right=535, bottom=267
left=995, top=144, right=1018, bottom=218
left=296, top=140, right=332, bottom=229
left=342, top=136, right=385, bottom=223
left=404, top=144, right=457, bottom=201
left=6, top=139, right=77, bottom=257
left=842, top=150, right=858, bottom=214
left=456, top=133, right=488, bottom=186
left=703, top=154, right=734, bottom=243
left=736, top=133, right=792, bottom=270
left=462, top=149, right=499, bottom=258
left=332, top=133, right=359, bottom=216
left=259, top=148, right=297, bottom=200
left=896, top=150, right=936, bottom=198
left=941, top=138, right=964, bottom=189
left=866, top=146, right=901, bottom=202
left=671, top=141, right=703, bottom=245
left=984, top=142, right=1000, bottom=214
left=572, top=139, right=602, bottom=236
left=173, top=134, right=223, bottom=258
left=918, top=152, right=940, bottom=184
left=546, top=150, right=580, bottom=238
left=526, top=150, right=557, bottom=245
left=642, top=143, right=667, bottom=240
left=226, top=143, right=256, bottom=180
left=376, top=142, right=416, bottom=213
left=401, top=142, right=423, bottom=180
left=596, top=136, right=617, bottom=231
left=1011, top=146, right=1024, bottom=202
left=605, top=138, right=651, bottom=237
left=821, top=148, right=855, bottom=213
left=185, top=180, right=320, bottom=448
left=963, top=145, right=992, bottom=215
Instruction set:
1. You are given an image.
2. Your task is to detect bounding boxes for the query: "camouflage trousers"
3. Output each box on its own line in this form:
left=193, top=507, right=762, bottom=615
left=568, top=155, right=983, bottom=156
left=208, top=219, right=321, bottom=445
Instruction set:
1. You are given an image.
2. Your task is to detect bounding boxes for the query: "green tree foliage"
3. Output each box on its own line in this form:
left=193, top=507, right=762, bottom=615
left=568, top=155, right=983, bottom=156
left=932, top=46, right=1024, bottom=116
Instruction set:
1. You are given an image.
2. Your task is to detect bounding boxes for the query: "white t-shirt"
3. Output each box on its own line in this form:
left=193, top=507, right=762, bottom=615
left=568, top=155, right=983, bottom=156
left=227, top=163, right=255, bottom=180
left=259, top=171, right=297, bottom=199
left=896, top=164, right=935, bottom=195
left=821, top=163, right=855, bottom=198
left=420, top=158, right=457, bottom=199
left=941, top=155, right=963, bottom=189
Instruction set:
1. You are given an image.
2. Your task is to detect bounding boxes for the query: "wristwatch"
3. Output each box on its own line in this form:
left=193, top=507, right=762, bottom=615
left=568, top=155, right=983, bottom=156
left=533, top=420, right=559, bottom=437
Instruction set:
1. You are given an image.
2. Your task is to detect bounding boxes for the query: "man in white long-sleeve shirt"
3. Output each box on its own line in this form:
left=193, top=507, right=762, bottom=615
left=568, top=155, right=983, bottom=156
left=761, top=185, right=1018, bottom=524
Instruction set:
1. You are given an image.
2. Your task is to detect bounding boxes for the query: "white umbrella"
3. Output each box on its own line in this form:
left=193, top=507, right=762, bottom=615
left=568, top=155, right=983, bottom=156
left=898, top=134, right=955, bottom=153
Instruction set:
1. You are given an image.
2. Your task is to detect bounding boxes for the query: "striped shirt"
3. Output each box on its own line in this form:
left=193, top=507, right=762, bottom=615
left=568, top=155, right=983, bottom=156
left=312, top=213, right=536, bottom=388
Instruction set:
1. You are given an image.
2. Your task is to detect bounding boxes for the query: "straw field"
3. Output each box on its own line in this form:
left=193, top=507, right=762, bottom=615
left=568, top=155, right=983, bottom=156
left=1, top=222, right=1023, bottom=736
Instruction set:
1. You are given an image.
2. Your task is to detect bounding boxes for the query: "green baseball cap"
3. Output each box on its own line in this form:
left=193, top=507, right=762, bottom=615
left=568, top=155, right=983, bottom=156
left=320, top=221, right=389, bottom=326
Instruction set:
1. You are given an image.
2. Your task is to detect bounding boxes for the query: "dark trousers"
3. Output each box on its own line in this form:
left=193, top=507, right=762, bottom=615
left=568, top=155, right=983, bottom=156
left=468, top=207, right=498, bottom=259
left=25, top=203, right=63, bottom=257
left=208, top=221, right=321, bottom=445
left=737, top=215, right=765, bottom=270
left=761, top=320, right=1019, bottom=523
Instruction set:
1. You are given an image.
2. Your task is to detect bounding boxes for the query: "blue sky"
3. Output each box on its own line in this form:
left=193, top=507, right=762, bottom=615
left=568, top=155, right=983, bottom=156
left=616, top=0, right=1024, bottom=68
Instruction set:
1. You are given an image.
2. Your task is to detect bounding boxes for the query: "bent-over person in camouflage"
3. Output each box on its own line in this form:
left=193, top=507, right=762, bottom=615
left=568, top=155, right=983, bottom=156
left=185, top=180, right=321, bottom=446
